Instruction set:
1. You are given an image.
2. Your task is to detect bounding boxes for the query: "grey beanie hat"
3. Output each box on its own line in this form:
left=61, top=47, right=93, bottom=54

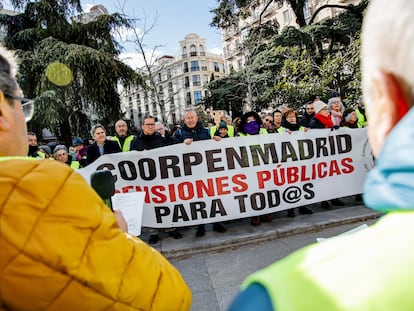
left=54, top=144, right=68, bottom=154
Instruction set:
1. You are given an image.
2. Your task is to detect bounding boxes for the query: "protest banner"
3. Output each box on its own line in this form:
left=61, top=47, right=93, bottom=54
left=78, top=128, right=374, bottom=228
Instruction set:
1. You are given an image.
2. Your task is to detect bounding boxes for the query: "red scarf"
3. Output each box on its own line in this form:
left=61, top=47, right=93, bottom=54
left=314, top=113, right=334, bottom=128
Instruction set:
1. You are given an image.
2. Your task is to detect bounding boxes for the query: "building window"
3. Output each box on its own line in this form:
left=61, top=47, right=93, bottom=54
left=303, top=0, right=312, bottom=21
left=214, top=62, right=220, bottom=72
left=167, top=69, right=172, bottom=79
left=283, top=9, right=291, bottom=24
left=184, top=76, right=190, bottom=88
left=186, top=92, right=192, bottom=105
left=203, top=74, right=209, bottom=85
left=235, top=39, right=241, bottom=51
left=226, top=45, right=231, bottom=57
left=190, top=45, right=197, bottom=56
left=201, top=60, right=207, bottom=71
left=168, top=82, right=173, bottom=94
left=183, top=62, right=189, bottom=73
left=191, top=60, right=200, bottom=71
left=192, top=75, right=201, bottom=86
left=194, top=91, right=202, bottom=104
left=199, top=44, right=205, bottom=56
left=182, top=46, right=187, bottom=58
left=241, top=29, right=249, bottom=41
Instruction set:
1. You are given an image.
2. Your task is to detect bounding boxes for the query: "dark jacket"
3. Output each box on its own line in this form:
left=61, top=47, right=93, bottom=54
left=173, top=121, right=210, bottom=143
left=299, top=112, right=314, bottom=128
left=86, top=140, right=121, bottom=165
left=308, top=117, right=325, bottom=129
left=131, top=132, right=167, bottom=151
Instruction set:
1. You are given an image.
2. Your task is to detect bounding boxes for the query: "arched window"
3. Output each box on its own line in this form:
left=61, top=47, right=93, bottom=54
left=199, top=44, right=205, bottom=56
left=190, top=45, right=197, bottom=56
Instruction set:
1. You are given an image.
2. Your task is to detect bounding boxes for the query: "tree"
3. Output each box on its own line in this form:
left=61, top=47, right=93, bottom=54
left=205, top=0, right=367, bottom=111
left=0, top=0, right=143, bottom=145
left=204, top=71, right=246, bottom=117
left=211, top=0, right=308, bottom=29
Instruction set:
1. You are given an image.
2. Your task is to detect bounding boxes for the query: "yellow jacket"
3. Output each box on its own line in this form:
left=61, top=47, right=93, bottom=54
left=0, top=158, right=191, bottom=310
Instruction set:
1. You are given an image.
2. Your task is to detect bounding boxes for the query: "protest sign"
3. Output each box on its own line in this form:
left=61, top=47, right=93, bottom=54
left=78, top=128, right=374, bottom=228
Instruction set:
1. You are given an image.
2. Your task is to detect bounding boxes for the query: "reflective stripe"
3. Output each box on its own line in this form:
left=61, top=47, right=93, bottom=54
left=112, top=135, right=135, bottom=152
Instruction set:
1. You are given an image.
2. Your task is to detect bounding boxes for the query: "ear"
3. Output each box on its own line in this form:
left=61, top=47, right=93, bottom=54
left=379, top=71, right=410, bottom=121
left=372, top=71, right=410, bottom=137
left=0, top=92, right=11, bottom=131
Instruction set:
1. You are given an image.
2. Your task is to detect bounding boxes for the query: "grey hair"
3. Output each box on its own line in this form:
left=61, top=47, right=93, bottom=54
left=0, top=45, right=20, bottom=97
left=90, top=124, right=106, bottom=137
left=327, top=97, right=344, bottom=112
left=362, top=0, right=414, bottom=107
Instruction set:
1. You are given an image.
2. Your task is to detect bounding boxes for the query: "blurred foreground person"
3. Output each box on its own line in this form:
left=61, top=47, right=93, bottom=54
left=0, top=46, right=191, bottom=310
left=228, top=0, right=414, bottom=310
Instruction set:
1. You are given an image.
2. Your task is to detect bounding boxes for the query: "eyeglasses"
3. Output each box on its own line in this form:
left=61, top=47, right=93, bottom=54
left=265, top=119, right=273, bottom=123
left=4, top=92, right=34, bottom=122
left=143, top=123, right=155, bottom=126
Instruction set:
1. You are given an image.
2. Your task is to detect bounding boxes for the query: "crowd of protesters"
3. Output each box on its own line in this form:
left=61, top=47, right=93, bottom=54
left=27, top=94, right=367, bottom=244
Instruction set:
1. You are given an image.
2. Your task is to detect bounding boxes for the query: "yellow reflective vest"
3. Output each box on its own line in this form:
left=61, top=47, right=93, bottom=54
left=243, top=211, right=414, bottom=311
left=112, top=135, right=135, bottom=152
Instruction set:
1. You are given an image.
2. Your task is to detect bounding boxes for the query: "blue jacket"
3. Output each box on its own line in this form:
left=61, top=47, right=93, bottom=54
left=173, top=121, right=210, bottom=143
left=364, top=108, right=414, bottom=212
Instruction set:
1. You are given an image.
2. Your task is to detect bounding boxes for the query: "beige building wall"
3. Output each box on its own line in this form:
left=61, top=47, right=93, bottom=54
left=120, top=33, right=225, bottom=127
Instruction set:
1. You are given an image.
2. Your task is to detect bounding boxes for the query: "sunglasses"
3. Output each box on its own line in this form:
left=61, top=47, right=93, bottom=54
left=4, top=92, right=34, bottom=122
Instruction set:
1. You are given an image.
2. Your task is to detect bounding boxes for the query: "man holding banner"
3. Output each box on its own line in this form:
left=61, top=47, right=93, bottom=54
left=173, top=108, right=227, bottom=237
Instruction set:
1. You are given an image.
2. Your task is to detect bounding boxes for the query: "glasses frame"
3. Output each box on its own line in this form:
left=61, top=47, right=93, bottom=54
left=3, top=92, right=34, bottom=122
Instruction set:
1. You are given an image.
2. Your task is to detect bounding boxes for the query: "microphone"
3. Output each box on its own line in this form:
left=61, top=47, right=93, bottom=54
left=90, top=170, right=115, bottom=211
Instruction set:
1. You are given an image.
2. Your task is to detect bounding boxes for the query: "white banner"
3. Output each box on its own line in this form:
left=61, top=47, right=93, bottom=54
left=78, top=128, right=374, bottom=228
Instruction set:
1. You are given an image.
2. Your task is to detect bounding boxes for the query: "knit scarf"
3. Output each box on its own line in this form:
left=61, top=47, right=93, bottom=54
left=314, top=113, right=334, bottom=128
left=281, top=119, right=301, bottom=131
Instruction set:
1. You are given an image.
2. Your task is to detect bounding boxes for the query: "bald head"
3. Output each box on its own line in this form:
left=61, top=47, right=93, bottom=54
left=115, top=119, right=128, bottom=137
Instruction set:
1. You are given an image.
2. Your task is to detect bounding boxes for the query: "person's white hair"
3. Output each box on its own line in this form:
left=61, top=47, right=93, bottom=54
left=327, top=97, right=344, bottom=112
left=362, top=0, right=414, bottom=108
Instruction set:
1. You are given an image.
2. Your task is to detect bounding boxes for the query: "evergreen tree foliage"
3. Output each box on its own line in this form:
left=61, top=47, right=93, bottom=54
left=206, top=0, right=367, bottom=113
left=0, top=0, right=144, bottom=145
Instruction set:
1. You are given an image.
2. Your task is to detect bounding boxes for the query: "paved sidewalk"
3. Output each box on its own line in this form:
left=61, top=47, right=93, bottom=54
left=141, top=196, right=380, bottom=259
